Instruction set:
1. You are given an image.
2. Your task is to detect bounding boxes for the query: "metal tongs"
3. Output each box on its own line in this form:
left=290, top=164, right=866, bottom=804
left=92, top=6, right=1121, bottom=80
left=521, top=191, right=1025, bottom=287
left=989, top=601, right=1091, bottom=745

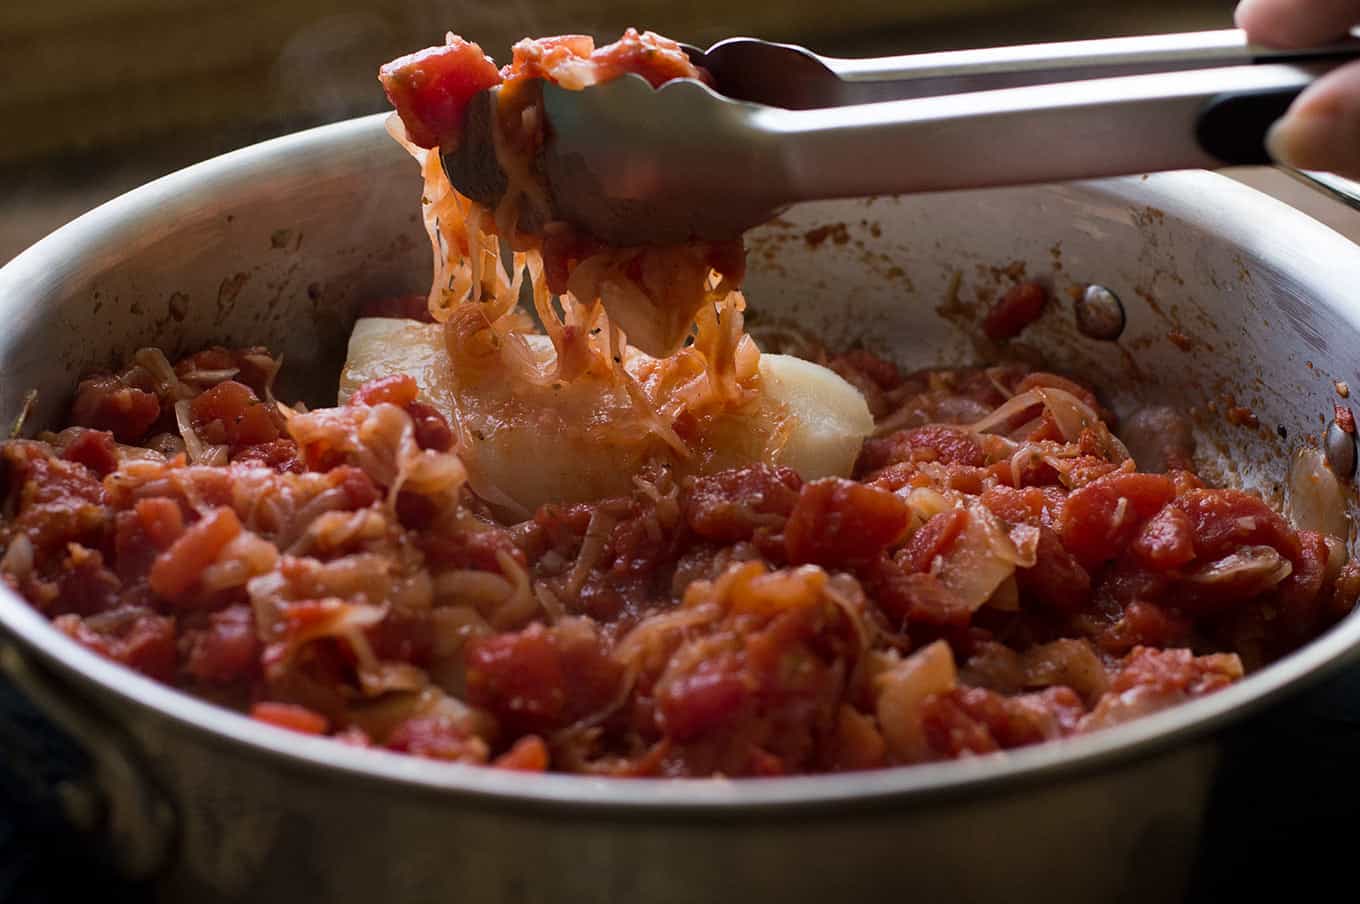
left=443, top=29, right=1360, bottom=246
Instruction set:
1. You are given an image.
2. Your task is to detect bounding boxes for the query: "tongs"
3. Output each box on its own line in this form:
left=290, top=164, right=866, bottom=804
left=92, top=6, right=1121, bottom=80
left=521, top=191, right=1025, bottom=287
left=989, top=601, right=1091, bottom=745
left=444, top=28, right=1360, bottom=246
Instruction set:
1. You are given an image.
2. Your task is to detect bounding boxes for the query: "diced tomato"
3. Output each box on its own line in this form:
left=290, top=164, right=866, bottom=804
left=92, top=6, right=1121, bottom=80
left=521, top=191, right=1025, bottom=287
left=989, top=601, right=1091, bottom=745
left=505, top=29, right=705, bottom=90
left=421, top=522, right=525, bottom=570
left=148, top=507, right=241, bottom=603
left=1172, top=488, right=1302, bottom=563
left=830, top=349, right=903, bottom=391
left=69, top=374, right=160, bottom=443
left=983, top=282, right=1047, bottom=341
left=135, top=497, right=185, bottom=548
left=47, top=545, right=121, bottom=617
left=873, top=567, right=972, bottom=627
left=61, top=429, right=119, bottom=476
left=859, top=426, right=984, bottom=473
left=190, top=380, right=279, bottom=447
left=4, top=447, right=109, bottom=555
left=900, top=509, right=967, bottom=573
left=1109, top=646, right=1242, bottom=696
left=684, top=464, right=802, bottom=543
left=231, top=438, right=303, bottom=473
left=492, top=735, right=550, bottom=771
left=1017, top=527, right=1092, bottom=611
left=56, top=607, right=177, bottom=682
left=366, top=607, right=433, bottom=665
left=334, top=466, right=381, bottom=509
left=407, top=401, right=454, bottom=452
left=386, top=715, right=481, bottom=761
left=250, top=701, right=329, bottom=735
left=1097, top=600, right=1193, bottom=655
left=1131, top=505, right=1196, bottom=570
left=981, top=485, right=1047, bottom=527
left=785, top=478, right=911, bottom=567
left=348, top=374, right=419, bottom=408
left=657, top=663, right=750, bottom=741
left=1275, top=530, right=1331, bottom=640
left=183, top=605, right=260, bottom=684
left=1060, top=471, right=1175, bottom=568
left=464, top=622, right=621, bottom=735
left=921, top=690, right=1001, bottom=756
left=380, top=37, right=503, bottom=149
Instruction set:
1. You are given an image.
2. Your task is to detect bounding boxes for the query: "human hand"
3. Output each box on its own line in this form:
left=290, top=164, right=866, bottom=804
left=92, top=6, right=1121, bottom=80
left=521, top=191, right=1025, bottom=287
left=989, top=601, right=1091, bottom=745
left=1236, top=0, right=1360, bottom=177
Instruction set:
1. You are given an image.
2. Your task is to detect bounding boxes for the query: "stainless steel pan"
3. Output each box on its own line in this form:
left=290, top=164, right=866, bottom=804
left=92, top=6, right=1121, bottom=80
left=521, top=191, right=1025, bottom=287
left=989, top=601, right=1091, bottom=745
left=2, top=114, right=1360, bottom=902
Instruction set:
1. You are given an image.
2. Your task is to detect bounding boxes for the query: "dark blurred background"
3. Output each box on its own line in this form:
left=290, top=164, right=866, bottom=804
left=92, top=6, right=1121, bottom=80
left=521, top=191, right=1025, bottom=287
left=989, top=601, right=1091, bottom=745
left=0, top=0, right=1235, bottom=263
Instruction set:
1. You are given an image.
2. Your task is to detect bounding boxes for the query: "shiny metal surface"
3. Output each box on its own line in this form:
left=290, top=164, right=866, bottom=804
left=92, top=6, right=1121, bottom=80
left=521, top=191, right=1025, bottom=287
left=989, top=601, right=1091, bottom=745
left=688, top=29, right=1360, bottom=107
left=445, top=29, right=1360, bottom=245
left=1283, top=167, right=1360, bottom=216
left=466, top=60, right=1332, bottom=245
left=2, top=113, right=1360, bottom=902
left=1074, top=284, right=1126, bottom=341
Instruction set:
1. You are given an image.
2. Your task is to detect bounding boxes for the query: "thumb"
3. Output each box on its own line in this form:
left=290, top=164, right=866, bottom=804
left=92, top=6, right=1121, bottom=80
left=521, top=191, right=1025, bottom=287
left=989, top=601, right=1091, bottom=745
left=1267, top=59, right=1360, bottom=179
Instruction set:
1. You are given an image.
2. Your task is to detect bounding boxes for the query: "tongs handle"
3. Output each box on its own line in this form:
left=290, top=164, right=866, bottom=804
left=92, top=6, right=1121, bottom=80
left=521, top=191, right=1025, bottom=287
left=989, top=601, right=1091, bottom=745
left=698, top=28, right=1360, bottom=108
left=827, top=28, right=1360, bottom=85
left=760, top=62, right=1330, bottom=201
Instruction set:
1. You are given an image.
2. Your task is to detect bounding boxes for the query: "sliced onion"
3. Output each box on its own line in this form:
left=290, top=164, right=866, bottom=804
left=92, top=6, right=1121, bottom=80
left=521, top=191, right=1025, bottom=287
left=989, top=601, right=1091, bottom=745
left=173, top=400, right=207, bottom=464
left=965, top=385, right=1130, bottom=463
left=178, top=367, right=240, bottom=384
left=1008, top=523, right=1041, bottom=568
left=134, top=347, right=193, bottom=400
left=875, top=640, right=957, bottom=763
left=989, top=575, right=1021, bottom=611
left=1, top=534, right=34, bottom=579
left=1324, top=535, right=1349, bottom=585
left=1186, top=545, right=1292, bottom=588
left=905, top=489, right=1027, bottom=610
left=967, top=388, right=1050, bottom=435
left=1034, top=387, right=1096, bottom=443
left=1287, top=446, right=1350, bottom=542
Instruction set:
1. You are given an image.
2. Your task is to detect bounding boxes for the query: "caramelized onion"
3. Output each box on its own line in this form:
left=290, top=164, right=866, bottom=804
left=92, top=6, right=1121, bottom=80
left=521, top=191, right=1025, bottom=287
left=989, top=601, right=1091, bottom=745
left=875, top=640, right=956, bottom=763
left=1186, top=545, right=1292, bottom=588
left=1287, top=446, right=1350, bottom=542
left=903, top=489, right=1029, bottom=610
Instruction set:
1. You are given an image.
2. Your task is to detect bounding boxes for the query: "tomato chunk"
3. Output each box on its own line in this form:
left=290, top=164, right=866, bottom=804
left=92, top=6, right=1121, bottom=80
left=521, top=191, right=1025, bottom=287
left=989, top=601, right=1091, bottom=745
left=62, top=429, right=119, bottom=476
left=69, top=374, right=160, bottom=443
left=148, top=507, right=241, bottom=603
left=684, top=464, right=802, bottom=543
left=1131, top=505, right=1197, bottom=570
left=493, top=735, right=550, bottom=771
left=983, top=282, right=1047, bottom=340
left=1172, top=488, right=1302, bottom=563
left=380, top=38, right=503, bottom=149
left=1060, top=471, right=1175, bottom=568
left=657, top=663, right=750, bottom=741
left=785, top=478, right=912, bottom=568
left=251, top=701, right=329, bottom=735
left=900, top=509, right=968, bottom=574
left=190, top=380, right=279, bottom=447
left=348, top=374, right=419, bottom=408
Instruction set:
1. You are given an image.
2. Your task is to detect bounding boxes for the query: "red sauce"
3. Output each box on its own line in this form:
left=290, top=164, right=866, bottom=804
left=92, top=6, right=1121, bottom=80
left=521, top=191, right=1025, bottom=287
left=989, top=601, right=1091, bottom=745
left=1, top=342, right=1349, bottom=775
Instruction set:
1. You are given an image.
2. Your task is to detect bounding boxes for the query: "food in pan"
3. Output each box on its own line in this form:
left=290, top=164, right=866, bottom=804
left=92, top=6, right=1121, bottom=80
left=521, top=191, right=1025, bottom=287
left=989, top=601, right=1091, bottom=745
left=0, top=30, right=1354, bottom=777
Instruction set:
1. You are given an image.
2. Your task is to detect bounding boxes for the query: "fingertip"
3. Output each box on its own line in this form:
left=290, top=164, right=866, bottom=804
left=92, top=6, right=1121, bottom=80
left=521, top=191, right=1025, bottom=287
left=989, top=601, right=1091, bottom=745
left=1266, top=63, right=1360, bottom=179
left=1234, top=0, right=1359, bottom=47
left=1233, top=0, right=1269, bottom=38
